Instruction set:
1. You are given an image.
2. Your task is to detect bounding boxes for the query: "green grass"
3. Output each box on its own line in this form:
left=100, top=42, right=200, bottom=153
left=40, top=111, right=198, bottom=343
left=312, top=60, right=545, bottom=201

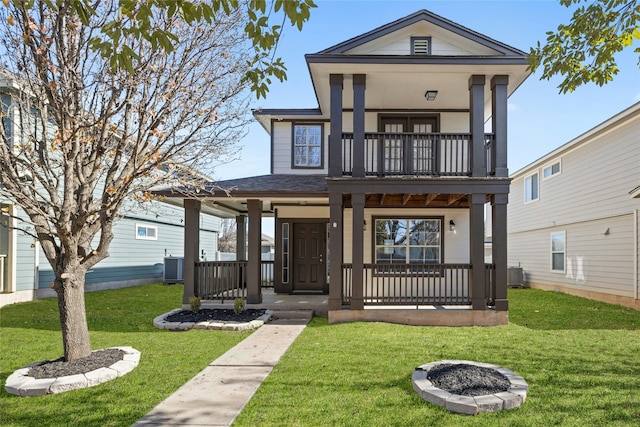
left=1, top=287, right=639, bottom=426
left=0, top=283, right=250, bottom=427
left=234, top=289, right=640, bottom=427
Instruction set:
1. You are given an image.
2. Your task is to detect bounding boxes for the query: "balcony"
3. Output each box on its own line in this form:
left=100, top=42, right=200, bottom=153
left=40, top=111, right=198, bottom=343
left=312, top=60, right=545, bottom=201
left=341, top=132, right=495, bottom=177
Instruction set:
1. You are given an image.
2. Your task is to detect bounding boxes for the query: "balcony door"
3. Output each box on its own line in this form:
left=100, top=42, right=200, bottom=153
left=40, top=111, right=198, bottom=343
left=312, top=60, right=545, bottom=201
left=379, top=116, right=439, bottom=175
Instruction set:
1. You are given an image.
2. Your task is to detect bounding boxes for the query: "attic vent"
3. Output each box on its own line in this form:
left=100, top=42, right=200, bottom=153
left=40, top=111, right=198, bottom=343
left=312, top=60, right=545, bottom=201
left=411, top=36, right=431, bottom=55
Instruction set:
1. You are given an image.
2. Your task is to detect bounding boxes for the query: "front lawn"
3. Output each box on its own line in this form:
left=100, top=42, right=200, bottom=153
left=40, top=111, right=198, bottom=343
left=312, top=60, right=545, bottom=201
left=0, top=283, right=250, bottom=427
left=234, top=289, right=639, bottom=427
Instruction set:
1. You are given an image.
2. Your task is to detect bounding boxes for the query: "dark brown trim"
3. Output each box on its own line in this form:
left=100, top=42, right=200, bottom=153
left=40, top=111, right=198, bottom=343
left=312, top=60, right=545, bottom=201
left=377, top=113, right=441, bottom=132
left=306, top=54, right=529, bottom=66
left=291, top=122, right=325, bottom=170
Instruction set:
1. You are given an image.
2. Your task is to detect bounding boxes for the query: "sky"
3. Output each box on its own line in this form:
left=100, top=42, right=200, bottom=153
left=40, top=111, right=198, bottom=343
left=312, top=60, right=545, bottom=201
left=211, top=0, right=640, bottom=234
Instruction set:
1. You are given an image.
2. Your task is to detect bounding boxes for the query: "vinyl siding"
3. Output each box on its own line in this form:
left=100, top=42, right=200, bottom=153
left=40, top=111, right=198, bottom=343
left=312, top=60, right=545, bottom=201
left=508, top=107, right=640, bottom=301
left=271, top=112, right=469, bottom=175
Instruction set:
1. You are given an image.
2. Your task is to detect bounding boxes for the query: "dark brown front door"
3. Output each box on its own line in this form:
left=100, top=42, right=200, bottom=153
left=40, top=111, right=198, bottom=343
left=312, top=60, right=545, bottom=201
left=293, top=223, right=326, bottom=292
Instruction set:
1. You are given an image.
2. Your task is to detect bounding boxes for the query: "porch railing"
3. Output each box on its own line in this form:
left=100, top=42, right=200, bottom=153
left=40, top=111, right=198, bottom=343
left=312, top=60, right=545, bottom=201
left=341, top=263, right=496, bottom=306
left=195, top=260, right=274, bottom=301
left=341, top=132, right=495, bottom=177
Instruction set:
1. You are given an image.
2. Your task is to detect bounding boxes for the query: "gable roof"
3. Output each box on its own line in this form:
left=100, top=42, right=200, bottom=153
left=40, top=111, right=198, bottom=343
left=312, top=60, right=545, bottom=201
left=317, top=9, right=526, bottom=56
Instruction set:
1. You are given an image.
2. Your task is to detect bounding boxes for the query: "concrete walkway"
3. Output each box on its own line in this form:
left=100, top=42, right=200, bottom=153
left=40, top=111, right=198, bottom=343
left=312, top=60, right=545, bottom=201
left=133, top=315, right=311, bottom=427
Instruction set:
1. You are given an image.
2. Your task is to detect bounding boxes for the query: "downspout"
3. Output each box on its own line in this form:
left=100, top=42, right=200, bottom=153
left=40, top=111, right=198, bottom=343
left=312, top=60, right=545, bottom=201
left=635, top=209, right=638, bottom=301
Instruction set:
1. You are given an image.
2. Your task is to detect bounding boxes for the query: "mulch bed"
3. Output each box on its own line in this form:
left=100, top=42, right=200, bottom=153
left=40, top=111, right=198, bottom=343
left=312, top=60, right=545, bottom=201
left=427, top=363, right=511, bottom=396
left=27, top=349, right=125, bottom=379
left=165, top=308, right=267, bottom=323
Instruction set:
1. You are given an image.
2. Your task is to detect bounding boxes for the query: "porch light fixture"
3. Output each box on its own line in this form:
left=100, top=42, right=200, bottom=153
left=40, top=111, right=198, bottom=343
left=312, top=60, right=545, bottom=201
left=449, top=219, right=456, bottom=233
left=424, top=90, right=438, bottom=101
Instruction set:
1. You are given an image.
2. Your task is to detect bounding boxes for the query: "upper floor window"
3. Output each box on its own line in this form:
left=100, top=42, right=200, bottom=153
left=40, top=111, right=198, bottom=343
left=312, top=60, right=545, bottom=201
left=551, top=232, right=565, bottom=272
left=411, top=37, right=432, bottom=55
left=374, top=217, right=441, bottom=265
left=543, top=161, right=561, bottom=180
left=293, top=124, right=323, bottom=168
left=524, top=172, right=539, bottom=203
left=136, top=224, right=158, bottom=240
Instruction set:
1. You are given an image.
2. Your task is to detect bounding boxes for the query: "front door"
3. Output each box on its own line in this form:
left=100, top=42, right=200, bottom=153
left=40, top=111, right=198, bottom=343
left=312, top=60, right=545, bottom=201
left=292, top=222, right=326, bottom=292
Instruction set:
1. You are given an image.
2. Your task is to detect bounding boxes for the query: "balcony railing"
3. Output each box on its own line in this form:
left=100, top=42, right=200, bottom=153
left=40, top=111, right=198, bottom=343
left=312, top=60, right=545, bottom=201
left=341, top=263, right=496, bottom=307
left=341, top=132, right=495, bottom=177
left=195, top=260, right=274, bottom=301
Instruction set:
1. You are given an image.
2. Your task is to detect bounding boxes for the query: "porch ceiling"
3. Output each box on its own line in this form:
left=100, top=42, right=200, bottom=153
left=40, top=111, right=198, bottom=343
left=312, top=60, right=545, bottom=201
left=306, top=60, right=530, bottom=121
left=343, top=192, right=487, bottom=208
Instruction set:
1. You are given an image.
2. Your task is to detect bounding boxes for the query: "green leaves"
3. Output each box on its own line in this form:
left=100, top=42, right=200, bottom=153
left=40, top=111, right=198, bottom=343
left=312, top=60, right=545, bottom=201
left=528, top=0, right=639, bottom=93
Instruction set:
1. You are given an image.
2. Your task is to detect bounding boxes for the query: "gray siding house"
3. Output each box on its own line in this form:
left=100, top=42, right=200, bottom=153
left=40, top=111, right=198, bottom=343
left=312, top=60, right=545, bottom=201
left=0, top=73, right=226, bottom=307
left=161, top=9, right=531, bottom=325
left=508, top=102, right=640, bottom=310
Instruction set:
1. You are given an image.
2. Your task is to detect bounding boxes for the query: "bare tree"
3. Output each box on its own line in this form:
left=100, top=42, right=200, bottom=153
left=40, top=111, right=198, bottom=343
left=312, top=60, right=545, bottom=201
left=0, top=2, right=275, bottom=361
left=217, top=218, right=237, bottom=253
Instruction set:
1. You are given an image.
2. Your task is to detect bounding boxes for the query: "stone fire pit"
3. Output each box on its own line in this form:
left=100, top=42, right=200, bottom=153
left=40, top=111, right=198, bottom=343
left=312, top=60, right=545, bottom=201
left=412, top=360, right=528, bottom=415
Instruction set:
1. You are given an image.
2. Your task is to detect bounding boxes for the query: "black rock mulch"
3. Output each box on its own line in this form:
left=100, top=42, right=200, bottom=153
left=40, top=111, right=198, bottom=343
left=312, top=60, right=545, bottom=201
left=426, top=363, right=511, bottom=396
left=165, top=308, right=266, bottom=323
left=27, top=349, right=125, bottom=379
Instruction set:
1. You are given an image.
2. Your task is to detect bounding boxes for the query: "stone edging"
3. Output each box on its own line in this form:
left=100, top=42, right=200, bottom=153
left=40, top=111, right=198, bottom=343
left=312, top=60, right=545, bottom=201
left=412, top=360, right=528, bottom=415
left=5, top=346, right=141, bottom=397
left=153, top=309, right=273, bottom=331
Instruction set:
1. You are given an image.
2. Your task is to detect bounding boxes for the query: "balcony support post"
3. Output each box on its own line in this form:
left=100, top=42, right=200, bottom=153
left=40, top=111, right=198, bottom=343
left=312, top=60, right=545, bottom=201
left=351, top=193, right=365, bottom=310
left=328, top=191, right=344, bottom=310
left=470, top=193, right=486, bottom=310
left=492, top=194, right=509, bottom=311
left=329, top=74, right=344, bottom=177
left=246, top=199, right=262, bottom=304
left=491, top=75, right=509, bottom=177
left=469, top=75, right=486, bottom=177
left=183, top=199, right=201, bottom=305
left=352, top=74, right=366, bottom=178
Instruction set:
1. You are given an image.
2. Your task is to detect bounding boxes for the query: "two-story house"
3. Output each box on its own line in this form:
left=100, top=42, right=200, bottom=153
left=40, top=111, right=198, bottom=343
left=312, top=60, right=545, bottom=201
left=509, top=102, right=640, bottom=310
left=164, top=10, right=531, bottom=325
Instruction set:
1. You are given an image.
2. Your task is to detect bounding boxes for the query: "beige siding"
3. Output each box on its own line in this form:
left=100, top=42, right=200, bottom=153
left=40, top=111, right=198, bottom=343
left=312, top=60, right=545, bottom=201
left=272, top=122, right=329, bottom=175
left=508, top=108, right=640, bottom=304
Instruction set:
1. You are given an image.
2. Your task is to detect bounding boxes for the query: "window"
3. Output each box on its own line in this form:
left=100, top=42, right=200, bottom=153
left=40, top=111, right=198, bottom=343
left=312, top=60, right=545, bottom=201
left=551, top=232, right=565, bottom=272
left=524, top=172, right=539, bottom=202
left=293, top=124, right=323, bottom=168
left=543, top=161, right=561, bottom=179
left=374, top=218, right=441, bottom=265
left=136, top=224, right=158, bottom=240
left=411, top=37, right=432, bottom=55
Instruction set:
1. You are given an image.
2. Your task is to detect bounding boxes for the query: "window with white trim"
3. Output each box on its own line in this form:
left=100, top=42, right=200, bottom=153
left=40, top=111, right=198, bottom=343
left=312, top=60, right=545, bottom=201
left=374, top=218, right=441, bottom=265
left=136, top=224, right=158, bottom=240
left=551, top=232, right=565, bottom=272
left=524, top=172, right=539, bottom=202
left=293, top=124, right=322, bottom=168
left=543, top=161, right=561, bottom=179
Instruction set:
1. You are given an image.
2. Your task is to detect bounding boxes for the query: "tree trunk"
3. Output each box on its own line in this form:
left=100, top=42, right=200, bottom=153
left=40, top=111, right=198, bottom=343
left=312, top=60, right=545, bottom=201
left=55, top=271, right=92, bottom=361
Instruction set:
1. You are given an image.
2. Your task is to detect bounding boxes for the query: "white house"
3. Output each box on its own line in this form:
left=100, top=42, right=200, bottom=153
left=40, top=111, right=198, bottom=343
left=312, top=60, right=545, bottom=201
left=508, top=102, right=640, bottom=310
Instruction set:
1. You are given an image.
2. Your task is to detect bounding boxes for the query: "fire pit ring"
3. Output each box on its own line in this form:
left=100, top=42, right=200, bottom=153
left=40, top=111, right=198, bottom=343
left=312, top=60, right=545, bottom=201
left=412, top=360, right=528, bottom=415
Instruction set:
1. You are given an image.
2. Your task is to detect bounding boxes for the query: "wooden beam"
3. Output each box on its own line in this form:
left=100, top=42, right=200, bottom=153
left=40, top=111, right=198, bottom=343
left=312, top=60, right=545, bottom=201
left=424, top=193, right=438, bottom=206
left=380, top=193, right=388, bottom=205
left=447, top=194, right=466, bottom=206
left=402, top=194, right=413, bottom=206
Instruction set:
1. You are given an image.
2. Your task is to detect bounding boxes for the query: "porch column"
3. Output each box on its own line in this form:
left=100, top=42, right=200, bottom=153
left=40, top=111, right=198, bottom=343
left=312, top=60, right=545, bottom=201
left=352, top=74, right=366, bottom=178
left=469, top=193, right=486, bottom=310
left=469, top=75, right=486, bottom=177
left=351, top=193, right=365, bottom=310
left=236, top=214, right=247, bottom=261
left=246, top=199, right=262, bottom=304
left=328, top=74, right=344, bottom=177
left=183, top=199, right=201, bottom=305
left=491, top=75, right=509, bottom=177
left=492, top=194, right=509, bottom=311
left=328, top=191, right=344, bottom=310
